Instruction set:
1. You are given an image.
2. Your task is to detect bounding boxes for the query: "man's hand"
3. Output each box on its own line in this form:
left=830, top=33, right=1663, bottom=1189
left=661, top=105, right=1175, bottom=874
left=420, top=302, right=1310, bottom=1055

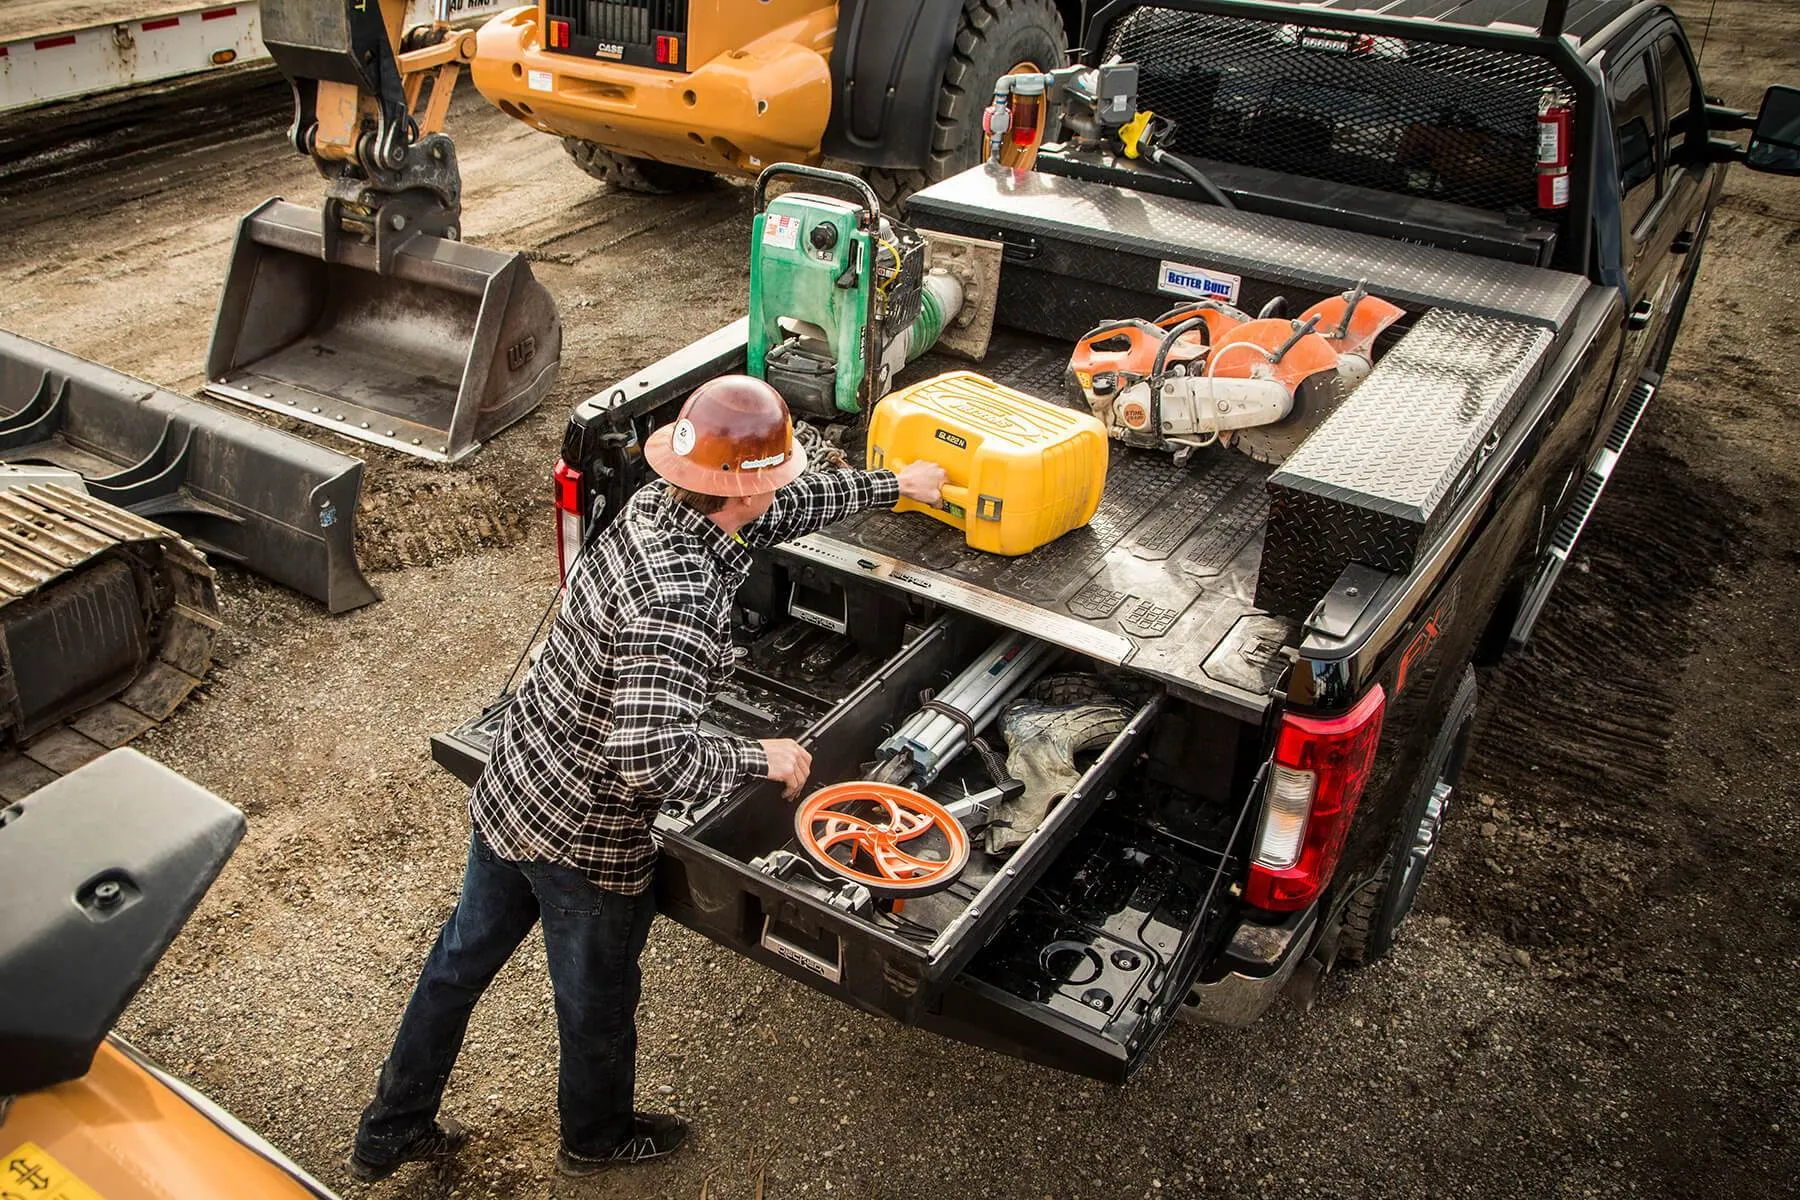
left=759, top=738, right=813, bottom=799
left=895, top=460, right=949, bottom=505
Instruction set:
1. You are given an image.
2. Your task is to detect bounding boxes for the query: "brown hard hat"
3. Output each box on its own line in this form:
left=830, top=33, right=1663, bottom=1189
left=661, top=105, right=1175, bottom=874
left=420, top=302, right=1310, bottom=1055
left=643, top=374, right=808, bottom=497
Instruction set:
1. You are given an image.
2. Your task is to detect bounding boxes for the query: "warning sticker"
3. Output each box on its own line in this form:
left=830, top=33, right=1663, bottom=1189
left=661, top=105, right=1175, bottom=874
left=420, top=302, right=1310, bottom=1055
left=527, top=69, right=552, bottom=92
left=762, top=214, right=801, bottom=251
left=3, top=1142, right=105, bottom=1200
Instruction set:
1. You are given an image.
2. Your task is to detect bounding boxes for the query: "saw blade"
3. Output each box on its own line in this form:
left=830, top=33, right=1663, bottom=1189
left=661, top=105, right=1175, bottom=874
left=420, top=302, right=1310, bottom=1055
left=1230, top=374, right=1350, bottom=465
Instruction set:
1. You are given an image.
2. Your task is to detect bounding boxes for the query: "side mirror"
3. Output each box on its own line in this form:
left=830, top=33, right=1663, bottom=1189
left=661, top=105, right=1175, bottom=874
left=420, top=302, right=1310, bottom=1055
left=1746, top=84, right=1800, bottom=175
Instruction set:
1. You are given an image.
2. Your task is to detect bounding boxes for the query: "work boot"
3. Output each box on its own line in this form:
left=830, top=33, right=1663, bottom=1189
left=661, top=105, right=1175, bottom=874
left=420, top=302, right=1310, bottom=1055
left=556, top=1112, right=689, bottom=1175
left=346, top=1118, right=470, bottom=1183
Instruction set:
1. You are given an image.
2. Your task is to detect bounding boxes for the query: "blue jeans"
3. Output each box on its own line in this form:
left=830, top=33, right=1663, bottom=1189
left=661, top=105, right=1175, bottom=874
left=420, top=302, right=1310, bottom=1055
left=354, top=829, right=657, bottom=1163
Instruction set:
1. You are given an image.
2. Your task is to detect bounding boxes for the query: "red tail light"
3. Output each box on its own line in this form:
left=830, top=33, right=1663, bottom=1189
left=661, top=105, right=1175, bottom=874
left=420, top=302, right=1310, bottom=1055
left=553, top=458, right=584, bottom=581
left=655, top=34, right=680, bottom=64
left=1245, top=686, right=1386, bottom=912
left=548, top=18, right=570, bottom=48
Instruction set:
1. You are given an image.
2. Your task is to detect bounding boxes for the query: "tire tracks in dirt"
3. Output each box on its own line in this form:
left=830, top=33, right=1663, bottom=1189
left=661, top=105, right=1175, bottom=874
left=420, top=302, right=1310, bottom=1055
left=1473, top=429, right=1750, bottom=816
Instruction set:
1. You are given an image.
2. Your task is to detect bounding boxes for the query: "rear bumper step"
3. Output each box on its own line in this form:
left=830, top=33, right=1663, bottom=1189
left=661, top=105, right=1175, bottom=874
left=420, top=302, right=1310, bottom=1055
left=1508, top=376, right=1657, bottom=650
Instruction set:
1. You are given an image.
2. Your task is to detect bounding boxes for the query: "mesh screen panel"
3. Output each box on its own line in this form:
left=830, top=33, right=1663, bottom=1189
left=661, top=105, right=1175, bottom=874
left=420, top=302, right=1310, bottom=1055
left=1100, top=6, right=1574, bottom=213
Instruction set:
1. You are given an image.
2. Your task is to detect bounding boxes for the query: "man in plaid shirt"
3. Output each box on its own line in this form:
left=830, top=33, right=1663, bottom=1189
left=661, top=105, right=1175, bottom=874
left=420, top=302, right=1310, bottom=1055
left=350, top=376, right=946, bottom=1181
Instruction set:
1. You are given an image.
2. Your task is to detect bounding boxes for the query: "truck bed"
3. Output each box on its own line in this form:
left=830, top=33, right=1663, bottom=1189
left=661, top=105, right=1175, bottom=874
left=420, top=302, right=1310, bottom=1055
left=781, top=331, right=1293, bottom=718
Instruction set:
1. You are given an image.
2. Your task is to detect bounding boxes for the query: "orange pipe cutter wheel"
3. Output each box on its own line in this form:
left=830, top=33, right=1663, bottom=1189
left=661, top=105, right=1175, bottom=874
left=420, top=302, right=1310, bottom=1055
left=794, top=782, right=972, bottom=897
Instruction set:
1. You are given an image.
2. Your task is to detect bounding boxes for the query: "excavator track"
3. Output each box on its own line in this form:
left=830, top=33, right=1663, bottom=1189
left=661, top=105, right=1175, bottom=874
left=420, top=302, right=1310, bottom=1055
left=0, top=483, right=220, bottom=800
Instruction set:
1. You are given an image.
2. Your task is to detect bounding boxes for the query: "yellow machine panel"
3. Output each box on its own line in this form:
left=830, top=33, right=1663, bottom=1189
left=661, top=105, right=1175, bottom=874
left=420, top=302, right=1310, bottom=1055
left=868, top=371, right=1108, bottom=557
left=470, top=2, right=837, bottom=178
left=4, top=1039, right=330, bottom=1199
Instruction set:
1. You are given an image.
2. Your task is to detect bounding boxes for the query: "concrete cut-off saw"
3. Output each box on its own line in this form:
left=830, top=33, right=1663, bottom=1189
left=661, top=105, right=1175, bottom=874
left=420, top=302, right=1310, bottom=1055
left=1067, top=284, right=1406, bottom=464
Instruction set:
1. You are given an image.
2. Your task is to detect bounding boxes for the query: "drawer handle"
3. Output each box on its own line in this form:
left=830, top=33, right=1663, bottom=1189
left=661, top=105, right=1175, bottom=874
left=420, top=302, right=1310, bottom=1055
left=760, top=915, right=843, bottom=984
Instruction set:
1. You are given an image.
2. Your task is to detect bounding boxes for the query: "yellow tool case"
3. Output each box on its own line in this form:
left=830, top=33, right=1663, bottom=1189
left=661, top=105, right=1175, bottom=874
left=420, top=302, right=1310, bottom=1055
left=867, top=371, right=1108, bottom=556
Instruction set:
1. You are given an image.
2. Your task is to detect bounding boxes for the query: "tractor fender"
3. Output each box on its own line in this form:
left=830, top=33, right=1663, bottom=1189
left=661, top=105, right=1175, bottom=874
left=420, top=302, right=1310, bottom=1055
left=824, top=0, right=966, bottom=170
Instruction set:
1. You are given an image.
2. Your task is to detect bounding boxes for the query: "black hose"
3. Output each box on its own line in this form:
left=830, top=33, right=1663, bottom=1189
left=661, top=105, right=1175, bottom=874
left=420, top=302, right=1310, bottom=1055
left=500, top=494, right=610, bottom=698
left=970, top=736, right=1011, bottom=788
left=1150, top=147, right=1237, bottom=210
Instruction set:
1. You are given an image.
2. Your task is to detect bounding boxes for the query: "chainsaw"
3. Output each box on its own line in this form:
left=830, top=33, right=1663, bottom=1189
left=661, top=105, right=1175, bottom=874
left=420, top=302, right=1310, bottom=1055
left=1067, top=284, right=1406, bottom=464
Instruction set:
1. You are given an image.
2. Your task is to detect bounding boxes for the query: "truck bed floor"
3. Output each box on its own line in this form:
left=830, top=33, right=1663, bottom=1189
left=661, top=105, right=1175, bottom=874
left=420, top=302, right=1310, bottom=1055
left=791, top=332, right=1292, bottom=715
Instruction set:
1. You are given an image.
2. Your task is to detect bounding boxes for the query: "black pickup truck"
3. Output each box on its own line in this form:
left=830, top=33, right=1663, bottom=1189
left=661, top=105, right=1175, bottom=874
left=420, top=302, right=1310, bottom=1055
left=433, top=0, right=1798, bottom=1082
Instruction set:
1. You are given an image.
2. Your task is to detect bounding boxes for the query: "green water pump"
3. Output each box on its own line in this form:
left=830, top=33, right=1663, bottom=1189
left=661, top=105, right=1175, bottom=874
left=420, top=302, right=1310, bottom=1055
left=748, top=165, right=965, bottom=420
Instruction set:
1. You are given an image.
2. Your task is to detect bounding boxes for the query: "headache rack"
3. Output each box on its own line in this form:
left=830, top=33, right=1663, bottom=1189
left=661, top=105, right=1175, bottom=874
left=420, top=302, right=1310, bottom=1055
left=1082, top=0, right=1616, bottom=276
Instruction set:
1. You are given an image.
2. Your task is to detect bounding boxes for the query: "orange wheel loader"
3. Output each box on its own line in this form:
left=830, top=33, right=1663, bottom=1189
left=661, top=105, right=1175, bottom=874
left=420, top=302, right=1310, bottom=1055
left=469, top=1, right=1083, bottom=205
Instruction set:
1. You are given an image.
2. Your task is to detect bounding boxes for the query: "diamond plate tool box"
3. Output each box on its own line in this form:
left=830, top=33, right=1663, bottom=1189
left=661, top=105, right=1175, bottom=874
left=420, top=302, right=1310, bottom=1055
left=906, top=169, right=1590, bottom=620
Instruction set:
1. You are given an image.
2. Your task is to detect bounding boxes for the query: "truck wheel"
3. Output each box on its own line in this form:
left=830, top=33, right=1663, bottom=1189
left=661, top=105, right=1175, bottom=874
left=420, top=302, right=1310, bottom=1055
left=562, top=138, right=714, bottom=194
left=865, top=0, right=1066, bottom=210
left=1338, top=667, right=1479, bottom=967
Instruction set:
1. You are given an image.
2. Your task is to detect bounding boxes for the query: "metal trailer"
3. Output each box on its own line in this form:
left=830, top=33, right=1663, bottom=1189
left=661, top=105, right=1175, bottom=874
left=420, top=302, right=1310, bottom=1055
left=0, top=0, right=512, bottom=114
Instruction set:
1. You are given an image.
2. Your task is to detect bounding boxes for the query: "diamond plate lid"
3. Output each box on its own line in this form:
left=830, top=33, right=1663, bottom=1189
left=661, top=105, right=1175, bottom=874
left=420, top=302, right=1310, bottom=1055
left=1271, top=308, right=1553, bottom=524
left=910, top=168, right=1588, bottom=330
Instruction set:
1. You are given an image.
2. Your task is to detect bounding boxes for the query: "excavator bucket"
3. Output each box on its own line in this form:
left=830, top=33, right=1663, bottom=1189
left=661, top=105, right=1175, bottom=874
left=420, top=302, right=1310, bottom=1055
left=0, top=330, right=377, bottom=613
left=204, top=199, right=562, bottom=464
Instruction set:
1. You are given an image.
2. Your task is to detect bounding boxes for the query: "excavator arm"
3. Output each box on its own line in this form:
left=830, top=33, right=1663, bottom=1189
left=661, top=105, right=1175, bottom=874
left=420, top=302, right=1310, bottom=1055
left=202, top=0, right=562, bottom=463
left=262, top=0, right=477, bottom=271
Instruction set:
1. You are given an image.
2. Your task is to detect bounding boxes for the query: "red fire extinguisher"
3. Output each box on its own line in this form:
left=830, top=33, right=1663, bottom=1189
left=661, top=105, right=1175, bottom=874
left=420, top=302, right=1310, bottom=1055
left=1537, top=88, right=1572, bottom=210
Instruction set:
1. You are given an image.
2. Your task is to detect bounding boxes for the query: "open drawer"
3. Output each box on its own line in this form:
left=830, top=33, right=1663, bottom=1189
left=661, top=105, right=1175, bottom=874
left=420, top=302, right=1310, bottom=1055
left=653, top=614, right=1166, bottom=1025
left=919, top=771, right=1256, bottom=1083
left=429, top=599, right=912, bottom=789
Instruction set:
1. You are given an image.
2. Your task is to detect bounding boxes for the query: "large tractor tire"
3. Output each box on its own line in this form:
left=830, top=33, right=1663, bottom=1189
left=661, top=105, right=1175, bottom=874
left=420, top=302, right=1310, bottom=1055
left=865, top=0, right=1067, bottom=210
left=562, top=138, right=716, bottom=195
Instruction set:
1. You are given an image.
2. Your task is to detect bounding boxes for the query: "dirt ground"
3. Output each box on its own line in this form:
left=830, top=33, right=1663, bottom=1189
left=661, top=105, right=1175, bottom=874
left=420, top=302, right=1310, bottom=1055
left=3, top=2, right=1797, bottom=1196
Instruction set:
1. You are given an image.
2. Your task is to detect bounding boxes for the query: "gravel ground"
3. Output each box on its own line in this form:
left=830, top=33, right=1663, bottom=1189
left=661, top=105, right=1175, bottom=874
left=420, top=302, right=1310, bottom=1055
left=2, top=3, right=1796, bottom=1197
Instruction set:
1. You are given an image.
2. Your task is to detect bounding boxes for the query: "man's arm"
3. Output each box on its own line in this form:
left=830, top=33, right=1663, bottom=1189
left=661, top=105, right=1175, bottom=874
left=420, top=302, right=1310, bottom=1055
left=600, top=603, right=768, bottom=804
left=738, top=467, right=901, bottom=548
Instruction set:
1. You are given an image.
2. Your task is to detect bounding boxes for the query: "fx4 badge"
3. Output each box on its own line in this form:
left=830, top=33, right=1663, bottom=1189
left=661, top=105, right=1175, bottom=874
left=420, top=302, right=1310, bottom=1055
left=1397, top=582, right=1457, bottom=697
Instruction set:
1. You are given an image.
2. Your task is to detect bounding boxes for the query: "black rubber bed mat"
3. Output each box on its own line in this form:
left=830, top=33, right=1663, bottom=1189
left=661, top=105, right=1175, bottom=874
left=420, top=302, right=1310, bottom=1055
left=809, top=332, right=1290, bottom=709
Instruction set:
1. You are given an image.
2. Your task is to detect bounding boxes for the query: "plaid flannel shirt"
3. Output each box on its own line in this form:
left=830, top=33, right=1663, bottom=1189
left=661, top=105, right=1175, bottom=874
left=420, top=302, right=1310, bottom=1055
left=471, top=466, right=901, bottom=894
